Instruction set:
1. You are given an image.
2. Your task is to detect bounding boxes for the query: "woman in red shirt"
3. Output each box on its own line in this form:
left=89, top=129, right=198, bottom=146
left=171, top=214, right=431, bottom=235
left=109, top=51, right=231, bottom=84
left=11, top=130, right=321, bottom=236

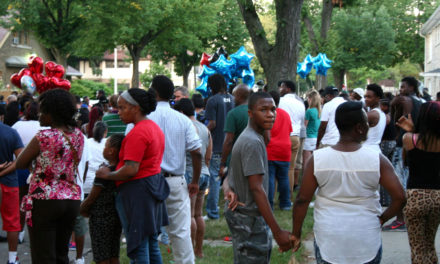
left=266, top=91, right=293, bottom=211
left=95, top=88, right=169, bottom=264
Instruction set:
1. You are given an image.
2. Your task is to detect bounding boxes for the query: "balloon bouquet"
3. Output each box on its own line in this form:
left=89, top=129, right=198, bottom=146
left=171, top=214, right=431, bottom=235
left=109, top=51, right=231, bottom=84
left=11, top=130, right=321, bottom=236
left=297, top=53, right=332, bottom=79
left=196, top=46, right=255, bottom=98
left=10, top=56, right=71, bottom=95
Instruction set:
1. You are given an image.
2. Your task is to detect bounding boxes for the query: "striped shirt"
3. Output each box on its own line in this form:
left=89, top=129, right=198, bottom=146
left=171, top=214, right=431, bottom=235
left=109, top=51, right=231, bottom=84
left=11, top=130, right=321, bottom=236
left=125, top=101, right=201, bottom=175
left=103, top=113, right=126, bottom=136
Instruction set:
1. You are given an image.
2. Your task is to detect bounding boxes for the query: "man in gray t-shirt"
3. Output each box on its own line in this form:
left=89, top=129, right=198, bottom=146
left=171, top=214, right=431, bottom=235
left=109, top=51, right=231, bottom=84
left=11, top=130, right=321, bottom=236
left=223, top=92, right=293, bottom=263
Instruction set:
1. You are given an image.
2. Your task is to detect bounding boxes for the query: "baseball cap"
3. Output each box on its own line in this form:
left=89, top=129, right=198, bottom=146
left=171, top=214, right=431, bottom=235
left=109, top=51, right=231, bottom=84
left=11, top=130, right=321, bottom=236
left=353, top=88, right=365, bottom=98
left=323, top=86, right=339, bottom=96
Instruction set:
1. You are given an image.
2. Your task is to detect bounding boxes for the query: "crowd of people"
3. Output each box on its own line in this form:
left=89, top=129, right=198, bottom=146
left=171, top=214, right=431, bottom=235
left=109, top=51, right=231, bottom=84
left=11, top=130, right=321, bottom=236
left=0, top=73, right=438, bottom=264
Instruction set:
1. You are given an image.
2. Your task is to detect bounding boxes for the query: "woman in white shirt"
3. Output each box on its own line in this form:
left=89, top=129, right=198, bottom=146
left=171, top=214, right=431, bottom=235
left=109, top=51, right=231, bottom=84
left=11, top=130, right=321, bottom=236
left=291, top=101, right=406, bottom=264
left=83, top=121, right=108, bottom=196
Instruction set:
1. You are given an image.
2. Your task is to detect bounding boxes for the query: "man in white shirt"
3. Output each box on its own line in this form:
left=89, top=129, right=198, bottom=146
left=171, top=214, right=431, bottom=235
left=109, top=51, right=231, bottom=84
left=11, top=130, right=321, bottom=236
left=278, top=80, right=305, bottom=192
left=149, top=75, right=202, bottom=264
left=317, top=86, right=346, bottom=148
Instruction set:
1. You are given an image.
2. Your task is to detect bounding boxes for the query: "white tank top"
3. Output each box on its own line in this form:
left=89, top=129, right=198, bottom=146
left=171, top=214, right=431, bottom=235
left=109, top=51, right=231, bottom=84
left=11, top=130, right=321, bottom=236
left=364, top=107, right=386, bottom=152
left=313, top=146, right=382, bottom=264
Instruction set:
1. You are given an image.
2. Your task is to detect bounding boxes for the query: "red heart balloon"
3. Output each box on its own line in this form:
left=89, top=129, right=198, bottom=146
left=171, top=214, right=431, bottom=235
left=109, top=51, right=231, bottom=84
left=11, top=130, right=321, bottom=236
left=53, top=64, right=65, bottom=79
left=200, top=52, right=212, bottom=67
left=19, top=68, right=32, bottom=77
left=10, top=73, right=21, bottom=88
left=33, top=73, right=48, bottom=91
left=28, top=56, right=44, bottom=74
left=45, top=61, right=57, bottom=77
left=49, top=77, right=71, bottom=90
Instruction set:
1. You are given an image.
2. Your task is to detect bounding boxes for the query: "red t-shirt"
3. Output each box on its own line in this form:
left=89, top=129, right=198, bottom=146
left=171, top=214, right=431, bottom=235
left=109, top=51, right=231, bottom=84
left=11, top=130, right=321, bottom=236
left=266, top=108, right=292, bottom=162
left=116, top=119, right=164, bottom=186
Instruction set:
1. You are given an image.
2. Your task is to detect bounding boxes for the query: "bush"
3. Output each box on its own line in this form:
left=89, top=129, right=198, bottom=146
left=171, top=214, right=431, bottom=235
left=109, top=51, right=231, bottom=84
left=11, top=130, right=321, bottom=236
left=140, top=62, right=171, bottom=88
left=70, top=79, right=113, bottom=98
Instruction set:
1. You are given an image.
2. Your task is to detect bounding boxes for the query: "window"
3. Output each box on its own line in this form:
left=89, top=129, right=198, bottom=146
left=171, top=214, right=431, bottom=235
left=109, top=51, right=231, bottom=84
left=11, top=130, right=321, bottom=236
left=105, top=60, right=130, bottom=68
left=12, top=31, right=30, bottom=46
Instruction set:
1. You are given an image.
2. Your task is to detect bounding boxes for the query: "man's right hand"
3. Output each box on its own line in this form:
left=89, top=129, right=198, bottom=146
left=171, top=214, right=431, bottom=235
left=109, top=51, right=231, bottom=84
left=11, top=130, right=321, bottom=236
left=274, top=230, right=293, bottom=252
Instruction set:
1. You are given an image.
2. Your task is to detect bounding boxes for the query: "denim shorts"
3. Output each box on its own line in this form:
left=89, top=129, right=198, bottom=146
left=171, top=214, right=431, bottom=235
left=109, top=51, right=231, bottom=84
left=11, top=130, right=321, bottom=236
left=184, top=172, right=209, bottom=191
left=314, top=240, right=382, bottom=264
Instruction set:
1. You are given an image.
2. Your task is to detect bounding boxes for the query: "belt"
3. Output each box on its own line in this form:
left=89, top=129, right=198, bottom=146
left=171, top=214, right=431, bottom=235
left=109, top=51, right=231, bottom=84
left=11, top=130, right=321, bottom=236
left=162, top=171, right=180, bottom=178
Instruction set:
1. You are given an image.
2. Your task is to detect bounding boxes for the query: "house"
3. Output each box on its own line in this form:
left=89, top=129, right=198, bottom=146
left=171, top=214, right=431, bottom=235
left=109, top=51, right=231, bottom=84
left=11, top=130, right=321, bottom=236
left=420, top=5, right=440, bottom=97
left=0, top=26, right=83, bottom=92
left=78, top=48, right=199, bottom=90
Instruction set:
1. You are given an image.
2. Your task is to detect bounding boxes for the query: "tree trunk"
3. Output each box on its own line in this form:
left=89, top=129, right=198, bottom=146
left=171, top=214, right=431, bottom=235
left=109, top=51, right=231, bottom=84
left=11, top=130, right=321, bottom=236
left=237, top=0, right=304, bottom=91
left=333, top=68, right=345, bottom=90
left=316, top=75, right=327, bottom=91
left=128, top=45, right=142, bottom=88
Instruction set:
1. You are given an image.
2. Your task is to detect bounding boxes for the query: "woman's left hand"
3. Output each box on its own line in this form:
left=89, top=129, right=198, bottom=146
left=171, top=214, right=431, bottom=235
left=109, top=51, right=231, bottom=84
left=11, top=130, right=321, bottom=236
left=0, top=162, right=11, bottom=171
left=95, top=166, right=111, bottom=180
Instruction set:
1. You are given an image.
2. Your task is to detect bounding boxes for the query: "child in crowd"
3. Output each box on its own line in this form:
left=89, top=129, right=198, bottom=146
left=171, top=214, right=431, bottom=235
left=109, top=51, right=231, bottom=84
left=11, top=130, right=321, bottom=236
left=223, top=92, right=293, bottom=263
left=303, top=90, right=321, bottom=167
left=80, top=134, right=124, bottom=264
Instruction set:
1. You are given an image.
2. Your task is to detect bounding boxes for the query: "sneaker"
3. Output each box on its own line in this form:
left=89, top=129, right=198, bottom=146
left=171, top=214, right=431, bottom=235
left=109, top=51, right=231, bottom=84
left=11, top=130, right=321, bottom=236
left=68, top=242, right=76, bottom=250
left=382, top=220, right=406, bottom=231
left=74, top=257, right=84, bottom=264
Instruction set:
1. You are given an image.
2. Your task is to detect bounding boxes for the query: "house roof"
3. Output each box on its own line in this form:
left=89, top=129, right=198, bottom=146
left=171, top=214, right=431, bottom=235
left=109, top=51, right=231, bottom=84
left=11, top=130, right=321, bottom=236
left=378, top=79, right=395, bottom=87
left=420, top=68, right=440, bottom=77
left=5, top=56, right=83, bottom=77
left=103, top=49, right=130, bottom=61
left=421, top=6, right=440, bottom=36
left=5, top=56, right=27, bottom=68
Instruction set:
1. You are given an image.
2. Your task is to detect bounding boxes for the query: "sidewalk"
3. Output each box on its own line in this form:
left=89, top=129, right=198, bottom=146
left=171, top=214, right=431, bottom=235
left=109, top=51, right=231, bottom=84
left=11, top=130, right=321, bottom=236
left=302, top=222, right=440, bottom=264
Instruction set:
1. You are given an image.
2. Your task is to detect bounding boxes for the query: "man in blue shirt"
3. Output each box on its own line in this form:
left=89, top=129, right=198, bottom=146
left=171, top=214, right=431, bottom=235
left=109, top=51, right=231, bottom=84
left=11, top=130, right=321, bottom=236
left=0, top=123, right=24, bottom=264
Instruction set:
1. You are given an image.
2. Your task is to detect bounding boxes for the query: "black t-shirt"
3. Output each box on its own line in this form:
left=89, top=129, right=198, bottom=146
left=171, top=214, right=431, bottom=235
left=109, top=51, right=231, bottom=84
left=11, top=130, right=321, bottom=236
left=205, top=93, right=234, bottom=153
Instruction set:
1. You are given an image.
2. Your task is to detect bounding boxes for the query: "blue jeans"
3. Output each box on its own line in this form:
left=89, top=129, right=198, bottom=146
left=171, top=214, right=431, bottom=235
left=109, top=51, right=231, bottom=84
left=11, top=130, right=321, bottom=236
left=268, top=160, right=291, bottom=209
left=314, top=240, right=382, bottom=264
left=116, top=194, right=162, bottom=264
left=184, top=172, right=209, bottom=191
left=206, top=153, right=221, bottom=219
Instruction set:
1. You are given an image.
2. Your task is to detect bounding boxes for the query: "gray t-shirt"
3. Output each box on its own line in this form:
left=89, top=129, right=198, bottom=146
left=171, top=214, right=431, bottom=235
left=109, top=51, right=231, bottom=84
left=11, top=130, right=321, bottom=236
left=228, top=125, right=268, bottom=216
left=186, top=120, right=210, bottom=176
left=205, top=93, right=234, bottom=153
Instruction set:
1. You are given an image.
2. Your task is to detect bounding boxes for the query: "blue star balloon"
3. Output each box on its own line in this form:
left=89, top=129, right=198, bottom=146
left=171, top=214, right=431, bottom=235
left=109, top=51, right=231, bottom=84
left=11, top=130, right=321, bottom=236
left=242, top=67, right=255, bottom=88
left=197, top=65, right=216, bottom=80
left=209, top=54, right=235, bottom=79
left=297, top=62, right=309, bottom=79
left=304, top=54, right=314, bottom=73
left=230, top=46, right=255, bottom=69
left=195, top=77, right=211, bottom=98
left=313, top=53, right=332, bottom=76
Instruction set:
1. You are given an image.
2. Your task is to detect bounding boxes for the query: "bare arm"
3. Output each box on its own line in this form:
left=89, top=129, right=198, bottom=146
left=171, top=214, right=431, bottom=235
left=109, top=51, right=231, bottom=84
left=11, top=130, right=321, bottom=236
left=0, top=148, right=23, bottom=177
left=367, top=110, right=380, bottom=127
left=248, top=174, right=292, bottom=251
left=80, top=185, right=103, bottom=217
left=207, top=120, right=216, bottom=131
left=316, top=121, right=328, bottom=147
left=378, top=154, right=406, bottom=225
left=95, top=160, right=139, bottom=181
left=188, top=148, right=202, bottom=197
left=205, top=132, right=213, bottom=167
left=16, top=136, right=40, bottom=169
left=292, top=157, right=318, bottom=240
left=220, top=132, right=235, bottom=166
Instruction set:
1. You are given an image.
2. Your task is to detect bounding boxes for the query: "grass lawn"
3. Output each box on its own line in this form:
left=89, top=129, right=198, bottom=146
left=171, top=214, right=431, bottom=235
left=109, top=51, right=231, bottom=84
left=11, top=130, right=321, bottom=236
left=118, top=192, right=314, bottom=263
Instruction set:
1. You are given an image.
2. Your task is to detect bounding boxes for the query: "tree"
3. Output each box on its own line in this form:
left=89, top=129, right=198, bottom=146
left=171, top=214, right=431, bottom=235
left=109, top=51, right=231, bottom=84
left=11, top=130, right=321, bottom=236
left=146, top=0, right=248, bottom=87
left=327, top=6, right=396, bottom=88
left=236, top=0, right=304, bottom=90
left=79, top=0, right=226, bottom=88
left=140, top=62, right=171, bottom=88
left=3, top=0, right=86, bottom=67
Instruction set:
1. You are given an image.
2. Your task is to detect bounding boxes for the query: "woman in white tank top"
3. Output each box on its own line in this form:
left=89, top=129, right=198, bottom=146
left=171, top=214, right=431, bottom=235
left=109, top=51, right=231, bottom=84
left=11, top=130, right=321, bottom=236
left=290, top=101, right=406, bottom=264
left=364, top=84, right=386, bottom=152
